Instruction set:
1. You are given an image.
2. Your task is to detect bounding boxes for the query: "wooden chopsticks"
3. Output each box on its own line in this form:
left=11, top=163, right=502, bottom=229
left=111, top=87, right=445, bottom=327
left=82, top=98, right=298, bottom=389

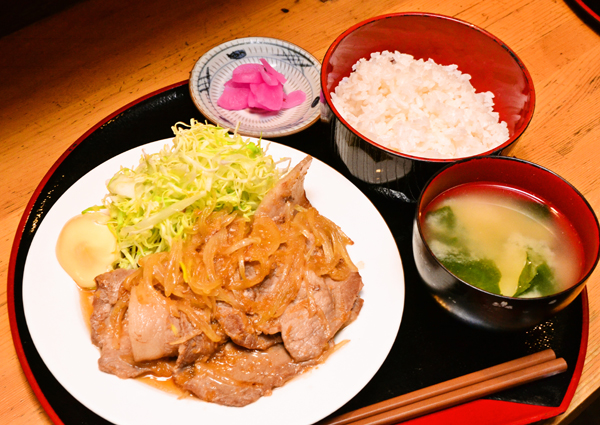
left=320, top=349, right=567, bottom=425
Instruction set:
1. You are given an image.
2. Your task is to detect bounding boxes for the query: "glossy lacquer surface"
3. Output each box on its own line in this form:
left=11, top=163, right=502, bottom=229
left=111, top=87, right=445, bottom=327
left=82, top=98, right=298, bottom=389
left=9, top=84, right=586, bottom=425
left=3, top=1, right=600, bottom=423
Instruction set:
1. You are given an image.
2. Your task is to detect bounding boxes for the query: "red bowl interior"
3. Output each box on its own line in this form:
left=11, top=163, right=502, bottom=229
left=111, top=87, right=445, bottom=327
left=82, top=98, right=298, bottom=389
left=418, top=156, right=600, bottom=281
left=321, top=13, right=536, bottom=159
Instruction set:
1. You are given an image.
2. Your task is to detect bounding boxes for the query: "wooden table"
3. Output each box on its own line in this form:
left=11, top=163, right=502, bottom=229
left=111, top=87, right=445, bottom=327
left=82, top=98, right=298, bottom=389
left=1, top=0, right=599, bottom=423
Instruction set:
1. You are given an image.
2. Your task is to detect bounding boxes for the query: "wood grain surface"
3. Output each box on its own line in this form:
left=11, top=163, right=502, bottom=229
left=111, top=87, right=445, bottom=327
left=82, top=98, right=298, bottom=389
left=1, top=0, right=599, bottom=423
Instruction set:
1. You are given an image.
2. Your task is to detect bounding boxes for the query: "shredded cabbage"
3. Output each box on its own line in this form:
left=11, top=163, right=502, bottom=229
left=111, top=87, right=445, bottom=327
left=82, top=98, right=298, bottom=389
left=89, top=119, right=287, bottom=269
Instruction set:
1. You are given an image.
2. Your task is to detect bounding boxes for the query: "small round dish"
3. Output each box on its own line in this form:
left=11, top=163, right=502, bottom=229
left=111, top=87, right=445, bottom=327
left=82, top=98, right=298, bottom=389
left=190, top=37, right=321, bottom=138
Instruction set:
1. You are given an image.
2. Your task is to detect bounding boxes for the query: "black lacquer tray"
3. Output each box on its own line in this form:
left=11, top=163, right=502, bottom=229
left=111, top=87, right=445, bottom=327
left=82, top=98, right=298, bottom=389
left=8, top=82, right=587, bottom=425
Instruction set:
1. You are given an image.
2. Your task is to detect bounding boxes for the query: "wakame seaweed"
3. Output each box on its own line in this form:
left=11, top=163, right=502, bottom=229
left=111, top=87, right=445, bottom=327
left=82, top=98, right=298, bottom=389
left=441, top=256, right=502, bottom=294
left=515, top=250, right=557, bottom=297
left=522, top=199, right=552, bottom=220
left=427, top=205, right=503, bottom=294
left=425, top=206, right=460, bottom=247
left=425, top=205, right=558, bottom=297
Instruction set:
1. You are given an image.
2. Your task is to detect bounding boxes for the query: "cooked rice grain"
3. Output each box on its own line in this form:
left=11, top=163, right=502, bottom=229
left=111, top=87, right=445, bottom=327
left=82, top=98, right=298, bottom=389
left=331, top=51, right=509, bottom=159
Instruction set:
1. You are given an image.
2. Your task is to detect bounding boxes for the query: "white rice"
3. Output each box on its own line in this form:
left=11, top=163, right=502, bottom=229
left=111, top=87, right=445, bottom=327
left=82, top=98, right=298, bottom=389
left=331, top=51, right=509, bottom=159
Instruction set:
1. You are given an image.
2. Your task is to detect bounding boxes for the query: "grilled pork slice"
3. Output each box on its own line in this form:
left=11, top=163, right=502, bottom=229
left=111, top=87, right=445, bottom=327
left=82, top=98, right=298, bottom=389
left=176, top=342, right=319, bottom=407
left=253, top=155, right=365, bottom=361
left=90, top=269, right=151, bottom=378
left=279, top=270, right=363, bottom=361
left=175, top=314, right=222, bottom=368
left=215, top=301, right=282, bottom=350
left=243, top=271, right=285, bottom=335
left=255, top=156, right=312, bottom=223
left=91, top=269, right=220, bottom=376
left=128, top=285, right=180, bottom=362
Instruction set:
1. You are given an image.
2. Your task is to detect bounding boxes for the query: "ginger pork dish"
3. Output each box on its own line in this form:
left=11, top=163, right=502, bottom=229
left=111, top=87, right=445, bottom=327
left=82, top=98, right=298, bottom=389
left=56, top=120, right=364, bottom=407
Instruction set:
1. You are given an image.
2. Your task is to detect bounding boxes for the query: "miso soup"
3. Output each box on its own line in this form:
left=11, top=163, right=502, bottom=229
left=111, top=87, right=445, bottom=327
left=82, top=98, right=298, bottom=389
left=421, top=182, right=584, bottom=298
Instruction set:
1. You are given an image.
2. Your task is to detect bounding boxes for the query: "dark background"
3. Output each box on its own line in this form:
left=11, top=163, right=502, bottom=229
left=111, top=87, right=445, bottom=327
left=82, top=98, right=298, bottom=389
left=1, top=0, right=86, bottom=39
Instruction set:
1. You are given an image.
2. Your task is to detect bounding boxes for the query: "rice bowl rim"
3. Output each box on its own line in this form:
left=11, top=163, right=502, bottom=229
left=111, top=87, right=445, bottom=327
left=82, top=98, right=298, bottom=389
left=321, top=12, right=536, bottom=163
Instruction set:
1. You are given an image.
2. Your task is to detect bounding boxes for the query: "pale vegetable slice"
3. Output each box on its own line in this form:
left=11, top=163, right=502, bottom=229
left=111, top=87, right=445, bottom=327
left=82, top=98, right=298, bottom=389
left=55, top=212, right=118, bottom=289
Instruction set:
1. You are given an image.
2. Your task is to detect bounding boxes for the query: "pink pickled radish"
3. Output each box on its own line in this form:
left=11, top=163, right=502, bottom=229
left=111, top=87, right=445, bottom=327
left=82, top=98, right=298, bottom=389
left=250, top=82, right=284, bottom=111
left=224, top=80, right=249, bottom=89
left=217, top=59, right=305, bottom=112
left=260, top=58, right=287, bottom=85
left=217, top=86, right=250, bottom=110
left=231, top=63, right=264, bottom=84
left=282, top=90, right=306, bottom=109
left=247, top=91, right=259, bottom=108
left=259, top=68, right=279, bottom=86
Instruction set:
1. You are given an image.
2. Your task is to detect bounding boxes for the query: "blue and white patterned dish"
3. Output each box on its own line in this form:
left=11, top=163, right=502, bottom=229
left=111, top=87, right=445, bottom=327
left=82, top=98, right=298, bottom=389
left=189, top=37, right=321, bottom=138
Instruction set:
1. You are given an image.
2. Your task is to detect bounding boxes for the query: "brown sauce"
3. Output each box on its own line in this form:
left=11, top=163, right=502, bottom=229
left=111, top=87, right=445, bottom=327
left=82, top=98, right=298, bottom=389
left=79, top=288, right=94, bottom=332
left=137, top=376, right=192, bottom=398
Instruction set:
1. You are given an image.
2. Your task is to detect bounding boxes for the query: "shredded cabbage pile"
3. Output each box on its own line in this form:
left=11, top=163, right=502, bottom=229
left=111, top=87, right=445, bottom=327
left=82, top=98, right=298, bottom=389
left=88, top=120, right=287, bottom=269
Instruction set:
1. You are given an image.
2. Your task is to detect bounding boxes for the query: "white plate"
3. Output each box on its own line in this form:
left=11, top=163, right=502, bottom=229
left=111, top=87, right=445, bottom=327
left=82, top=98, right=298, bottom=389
left=22, top=139, right=404, bottom=425
left=189, top=37, right=321, bottom=138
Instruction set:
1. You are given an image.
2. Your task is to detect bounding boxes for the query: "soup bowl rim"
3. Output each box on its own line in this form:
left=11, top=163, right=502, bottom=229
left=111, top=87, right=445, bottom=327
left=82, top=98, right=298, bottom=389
left=414, top=155, right=600, bottom=301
